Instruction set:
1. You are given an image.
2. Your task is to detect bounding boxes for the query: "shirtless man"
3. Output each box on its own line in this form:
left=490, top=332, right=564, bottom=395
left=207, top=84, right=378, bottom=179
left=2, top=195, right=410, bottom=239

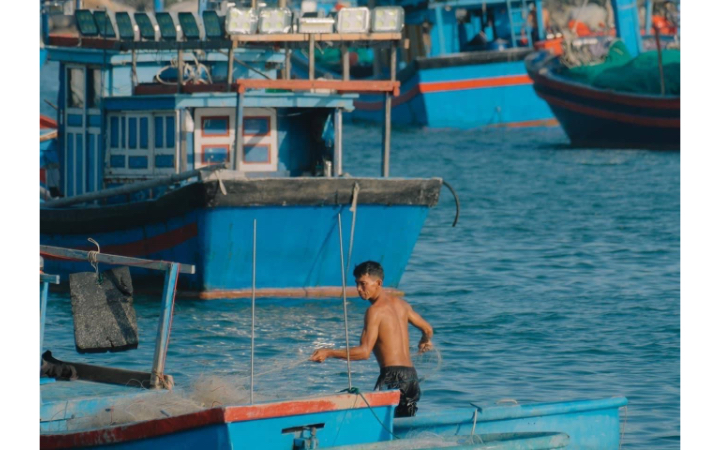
left=310, top=261, right=434, bottom=417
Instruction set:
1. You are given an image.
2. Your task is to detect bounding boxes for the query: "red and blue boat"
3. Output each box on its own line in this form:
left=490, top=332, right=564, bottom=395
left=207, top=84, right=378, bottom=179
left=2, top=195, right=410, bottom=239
left=525, top=0, right=680, bottom=150
left=39, top=1, right=454, bottom=299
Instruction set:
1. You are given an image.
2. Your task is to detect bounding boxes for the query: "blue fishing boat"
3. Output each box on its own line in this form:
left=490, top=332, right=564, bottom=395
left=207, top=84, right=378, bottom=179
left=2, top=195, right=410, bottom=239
left=39, top=1, right=457, bottom=299
left=525, top=0, right=680, bottom=149
left=40, top=247, right=627, bottom=449
left=291, top=0, right=558, bottom=128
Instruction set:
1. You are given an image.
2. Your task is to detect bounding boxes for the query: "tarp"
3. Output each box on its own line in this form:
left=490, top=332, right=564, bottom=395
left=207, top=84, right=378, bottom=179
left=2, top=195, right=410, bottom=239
left=561, top=40, right=680, bottom=96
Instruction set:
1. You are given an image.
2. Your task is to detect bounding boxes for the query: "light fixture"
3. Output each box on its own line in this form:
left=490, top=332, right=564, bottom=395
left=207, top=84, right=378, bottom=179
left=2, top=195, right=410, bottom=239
left=297, top=14, right=335, bottom=34
left=371, top=7, right=404, bottom=33
left=258, top=8, right=293, bottom=34
left=226, top=7, right=258, bottom=35
left=115, top=12, right=136, bottom=41
left=93, top=10, right=116, bottom=39
left=202, top=10, right=225, bottom=39
left=134, top=12, right=158, bottom=41
left=178, top=12, right=201, bottom=40
left=75, top=9, right=99, bottom=37
left=155, top=12, right=178, bottom=41
left=336, top=7, right=370, bottom=33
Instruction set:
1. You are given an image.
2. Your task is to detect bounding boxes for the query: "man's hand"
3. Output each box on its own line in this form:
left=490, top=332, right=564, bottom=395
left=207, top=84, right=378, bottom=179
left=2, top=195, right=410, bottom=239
left=418, top=339, right=433, bottom=353
left=310, top=348, right=330, bottom=363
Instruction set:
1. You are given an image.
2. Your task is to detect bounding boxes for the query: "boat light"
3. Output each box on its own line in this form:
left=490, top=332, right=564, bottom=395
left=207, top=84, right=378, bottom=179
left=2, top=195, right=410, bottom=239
left=371, top=7, right=404, bottom=33
left=226, top=7, right=258, bottom=35
left=178, top=12, right=201, bottom=40
left=75, top=9, right=99, bottom=37
left=336, top=7, right=370, bottom=33
left=296, top=13, right=335, bottom=34
left=115, top=12, right=136, bottom=41
left=93, top=10, right=117, bottom=39
left=258, top=8, right=293, bottom=34
left=155, top=12, right=179, bottom=41
left=134, top=13, right=158, bottom=41
left=202, top=10, right=225, bottom=39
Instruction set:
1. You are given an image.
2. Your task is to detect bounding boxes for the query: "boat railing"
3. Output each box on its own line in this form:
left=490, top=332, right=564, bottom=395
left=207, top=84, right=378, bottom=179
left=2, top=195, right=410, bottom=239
left=39, top=245, right=195, bottom=390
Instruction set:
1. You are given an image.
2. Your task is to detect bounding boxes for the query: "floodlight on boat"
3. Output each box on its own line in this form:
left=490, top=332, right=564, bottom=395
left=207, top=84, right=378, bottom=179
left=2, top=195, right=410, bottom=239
left=75, top=9, right=99, bottom=37
left=114, top=12, right=137, bottom=41
left=226, top=7, right=258, bottom=35
left=202, top=10, right=225, bottom=39
left=258, top=8, right=293, bottom=34
left=156, top=12, right=179, bottom=41
left=134, top=12, right=158, bottom=41
left=336, top=7, right=370, bottom=33
left=178, top=12, right=202, bottom=40
left=93, top=10, right=116, bottom=39
left=371, top=7, right=404, bottom=33
left=297, top=14, right=335, bottom=34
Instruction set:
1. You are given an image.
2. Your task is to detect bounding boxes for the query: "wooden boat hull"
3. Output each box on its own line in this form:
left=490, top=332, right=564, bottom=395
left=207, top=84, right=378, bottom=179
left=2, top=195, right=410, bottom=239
left=394, top=397, right=628, bottom=450
left=526, top=52, right=680, bottom=150
left=40, top=177, right=442, bottom=297
left=292, top=49, right=556, bottom=129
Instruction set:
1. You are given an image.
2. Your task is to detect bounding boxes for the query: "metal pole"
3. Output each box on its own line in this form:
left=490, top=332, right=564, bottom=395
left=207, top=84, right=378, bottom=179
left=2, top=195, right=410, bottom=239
left=337, top=214, right=352, bottom=390
left=284, top=42, right=291, bottom=80
left=177, top=49, right=184, bottom=93
left=131, top=50, right=138, bottom=89
left=309, top=35, right=315, bottom=80
left=251, top=219, right=257, bottom=404
left=381, top=43, right=396, bottom=178
left=227, top=42, right=236, bottom=91
left=333, top=108, right=343, bottom=176
left=235, top=90, right=245, bottom=170
left=342, top=44, right=350, bottom=81
left=151, top=262, right=180, bottom=388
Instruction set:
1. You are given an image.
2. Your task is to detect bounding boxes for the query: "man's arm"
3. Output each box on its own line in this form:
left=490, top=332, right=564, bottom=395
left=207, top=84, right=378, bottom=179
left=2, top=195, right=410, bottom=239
left=408, top=306, right=434, bottom=353
left=310, top=309, right=380, bottom=363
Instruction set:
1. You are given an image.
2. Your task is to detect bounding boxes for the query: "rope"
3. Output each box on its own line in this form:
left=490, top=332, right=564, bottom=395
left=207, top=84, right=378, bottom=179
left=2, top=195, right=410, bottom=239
left=87, top=238, right=102, bottom=284
left=619, top=405, right=628, bottom=449
left=441, top=180, right=460, bottom=227
left=251, top=219, right=257, bottom=404
left=341, top=387, right=399, bottom=439
left=337, top=214, right=353, bottom=390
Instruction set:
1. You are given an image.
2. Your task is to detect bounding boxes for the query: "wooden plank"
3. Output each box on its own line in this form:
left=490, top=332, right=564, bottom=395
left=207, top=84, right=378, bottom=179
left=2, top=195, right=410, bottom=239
left=236, top=79, right=400, bottom=94
left=40, top=245, right=196, bottom=274
left=151, top=263, right=179, bottom=389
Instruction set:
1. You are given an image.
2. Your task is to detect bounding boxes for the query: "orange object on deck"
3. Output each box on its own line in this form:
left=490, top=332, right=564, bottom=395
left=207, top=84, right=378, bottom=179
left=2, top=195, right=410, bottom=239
left=534, top=37, right=564, bottom=56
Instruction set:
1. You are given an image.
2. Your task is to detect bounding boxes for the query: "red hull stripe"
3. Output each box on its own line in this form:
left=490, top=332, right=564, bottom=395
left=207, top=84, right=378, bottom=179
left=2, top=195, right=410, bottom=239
left=41, top=115, right=58, bottom=129
left=538, top=92, right=680, bottom=128
left=535, top=74, right=680, bottom=109
left=419, top=74, right=533, bottom=93
left=41, top=392, right=400, bottom=449
left=353, top=74, right=532, bottom=111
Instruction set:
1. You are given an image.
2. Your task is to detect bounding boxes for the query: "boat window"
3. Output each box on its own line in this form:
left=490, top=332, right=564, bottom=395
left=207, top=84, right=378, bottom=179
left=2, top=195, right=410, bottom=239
left=67, top=67, right=85, bottom=109
left=87, top=69, right=102, bottom=108
left=107, top=112, right=176, bottom=177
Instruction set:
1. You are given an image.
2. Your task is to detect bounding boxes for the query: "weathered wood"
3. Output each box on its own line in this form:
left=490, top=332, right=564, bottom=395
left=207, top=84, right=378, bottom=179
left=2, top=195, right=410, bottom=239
left=342, top=44, right=350, bottom=81
left=226, top=41, right=236, bottom=91
left=150, top=263, right=179, bottom=389
left=41, top=351, right=173, bottom=389
left=40, top=177, right=443, bottom=235
left=42, top=163, right=225, bottom=208
left=236, top=79, right=400, bottom=94
left=309, top=34, right=315, bottom=81
left=40, top=130, right=58, bottom=142
left=40, top=246, right=196, bottom=274
left=195, top=286, right=406, bottom=300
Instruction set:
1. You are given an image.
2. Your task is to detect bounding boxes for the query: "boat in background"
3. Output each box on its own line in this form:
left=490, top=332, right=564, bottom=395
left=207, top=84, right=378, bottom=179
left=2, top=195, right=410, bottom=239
left=39, top=1, right=453, bottom=299
left=526, top=0, right=680, bottom=150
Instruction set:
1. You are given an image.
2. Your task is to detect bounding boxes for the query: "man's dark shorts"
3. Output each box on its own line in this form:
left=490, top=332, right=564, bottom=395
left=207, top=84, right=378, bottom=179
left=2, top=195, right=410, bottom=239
left=374, top=366, right=421, bottom=417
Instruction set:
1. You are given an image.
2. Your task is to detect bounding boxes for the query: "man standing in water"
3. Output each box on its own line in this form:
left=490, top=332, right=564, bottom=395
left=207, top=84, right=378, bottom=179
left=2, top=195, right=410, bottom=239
left=310, top=261, right=434, bottom=417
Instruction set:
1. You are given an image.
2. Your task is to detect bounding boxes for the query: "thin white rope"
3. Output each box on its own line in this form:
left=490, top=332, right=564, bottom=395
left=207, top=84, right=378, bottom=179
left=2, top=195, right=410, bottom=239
left=337, top=214, right=352, bottom=390
left=87, top=238, right=101, bottom=282
left=250, top=219, right=257, bottom=404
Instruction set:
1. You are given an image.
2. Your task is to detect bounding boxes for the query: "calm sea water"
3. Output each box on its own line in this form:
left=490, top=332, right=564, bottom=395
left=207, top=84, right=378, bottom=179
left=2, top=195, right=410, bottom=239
left=41, top=61, right=679, bottom=448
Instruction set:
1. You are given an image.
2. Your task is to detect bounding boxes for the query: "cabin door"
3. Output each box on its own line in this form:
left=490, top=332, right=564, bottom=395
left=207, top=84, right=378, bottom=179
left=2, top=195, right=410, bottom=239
left=193, top=108, right=278, bottom=172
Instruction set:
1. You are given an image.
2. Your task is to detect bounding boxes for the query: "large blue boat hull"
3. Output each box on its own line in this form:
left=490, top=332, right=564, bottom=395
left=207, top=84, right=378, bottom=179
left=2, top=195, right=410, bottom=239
left=40, top=177, right=442, bottom=297
left=292, top=49, right=556, bottom=129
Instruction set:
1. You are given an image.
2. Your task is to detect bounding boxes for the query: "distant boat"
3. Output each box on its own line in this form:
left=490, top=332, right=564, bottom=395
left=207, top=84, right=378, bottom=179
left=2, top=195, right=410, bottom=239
left=525, top=0, right=680, bottom=150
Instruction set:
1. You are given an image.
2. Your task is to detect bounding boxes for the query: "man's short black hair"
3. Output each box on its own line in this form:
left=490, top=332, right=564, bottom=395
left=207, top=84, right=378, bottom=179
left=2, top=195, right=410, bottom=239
left=353, top=261, right=384, bottom=281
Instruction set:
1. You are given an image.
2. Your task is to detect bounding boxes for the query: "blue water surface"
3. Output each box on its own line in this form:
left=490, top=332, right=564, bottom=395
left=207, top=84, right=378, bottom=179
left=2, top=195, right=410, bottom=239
left=41, top=64, right=679, bottom=448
